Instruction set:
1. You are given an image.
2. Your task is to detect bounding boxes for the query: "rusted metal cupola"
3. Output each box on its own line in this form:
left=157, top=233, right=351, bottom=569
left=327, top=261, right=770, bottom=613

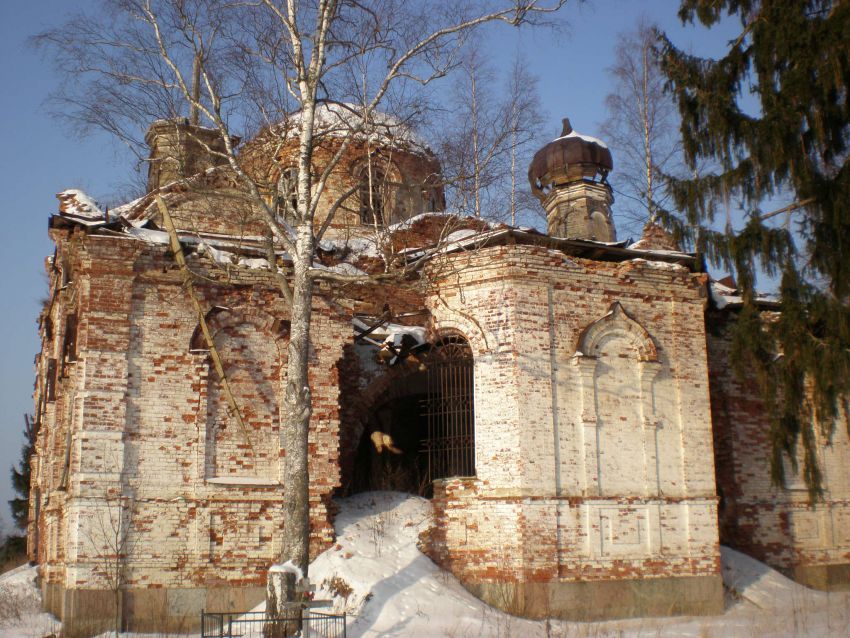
left=528, top=118, right=616, bottom=241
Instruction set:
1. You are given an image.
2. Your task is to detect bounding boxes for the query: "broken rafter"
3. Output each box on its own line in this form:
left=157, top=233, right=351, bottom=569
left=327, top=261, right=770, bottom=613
left=354, top=309, right=392, bottom=343
left=380, top=332, right=428, bottom=366
left=156, top=196, right=256, bottom=455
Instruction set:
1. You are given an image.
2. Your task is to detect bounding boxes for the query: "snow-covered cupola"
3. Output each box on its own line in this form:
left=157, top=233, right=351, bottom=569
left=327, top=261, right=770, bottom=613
left=528, top=118, right=616, bottom=242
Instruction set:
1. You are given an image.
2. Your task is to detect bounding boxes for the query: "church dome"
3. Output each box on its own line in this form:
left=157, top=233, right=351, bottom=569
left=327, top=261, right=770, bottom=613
left=240, top=102, right=431, bottom=168
left=237, top=102, right=443, bottom=235
left=528, top=118, right=613, bottom=201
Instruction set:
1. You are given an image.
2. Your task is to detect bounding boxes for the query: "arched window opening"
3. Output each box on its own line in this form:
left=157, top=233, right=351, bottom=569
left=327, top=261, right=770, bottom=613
left=422, top=175, right=444, bottom=214
left=359, top=166, right=386, bottom=226
left=45, top=358, right=58, bottom=402
left=423, top=335, right=475, bottom=482
left=276, top=167, right=298, bottom=223
left=205, top=321, right=282, bottom=480
left=348, top=376, right=429, bottom=496
left=424, top=188, right=439, bottom=213
left=590, top=210, right=609, bottom=241
left=344, top=333, right=475, bottom=498
left=62, top=313, right=78, bottom=366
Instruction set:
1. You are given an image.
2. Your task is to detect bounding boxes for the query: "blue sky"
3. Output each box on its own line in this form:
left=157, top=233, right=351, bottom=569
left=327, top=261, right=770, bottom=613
left=0, top=0, right=740, bottom=532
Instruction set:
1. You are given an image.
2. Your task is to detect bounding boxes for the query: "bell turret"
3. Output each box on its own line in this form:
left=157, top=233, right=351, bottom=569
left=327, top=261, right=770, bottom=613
left=528, top=119, right=616, bottom=242
left=144, top=119, right=237, bottom=192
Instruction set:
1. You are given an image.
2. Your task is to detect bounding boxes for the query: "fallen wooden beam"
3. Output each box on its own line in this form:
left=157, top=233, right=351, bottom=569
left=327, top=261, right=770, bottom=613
left=156, top=196, right=255, bottom=455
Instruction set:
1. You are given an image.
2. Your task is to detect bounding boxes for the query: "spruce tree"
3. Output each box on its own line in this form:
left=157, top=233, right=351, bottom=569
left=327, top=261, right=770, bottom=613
left=9, top=414, right=36, bottom=530
left=658, top=1, right=850, bottom=496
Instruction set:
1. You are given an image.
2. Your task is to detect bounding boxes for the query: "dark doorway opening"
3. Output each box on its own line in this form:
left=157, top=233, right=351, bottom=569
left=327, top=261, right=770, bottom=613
left=349, top=371, right=429, bottom=495
left=349, top=335, right=475, bottom=497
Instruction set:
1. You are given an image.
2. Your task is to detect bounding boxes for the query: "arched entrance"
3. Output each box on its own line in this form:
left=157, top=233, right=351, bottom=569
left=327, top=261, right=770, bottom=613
left=348, top=335, right=475, bottom=496
left=423, top=335, right=475, bottom=483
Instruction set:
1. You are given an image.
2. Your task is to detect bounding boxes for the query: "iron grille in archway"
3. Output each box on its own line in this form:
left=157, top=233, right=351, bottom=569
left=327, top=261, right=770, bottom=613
left=423, top=336, right=475, bottom=482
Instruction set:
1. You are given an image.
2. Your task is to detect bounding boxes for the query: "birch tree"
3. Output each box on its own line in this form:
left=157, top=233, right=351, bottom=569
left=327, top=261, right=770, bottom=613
left=601, top=20, right=684, bottom=238
left=85, top=496, right=134, bottom=636
left=438, top=49, right=545, bottom=223
left=35, top=0, right=567, bottom=610
left=504, top=55, right=547, bottom=226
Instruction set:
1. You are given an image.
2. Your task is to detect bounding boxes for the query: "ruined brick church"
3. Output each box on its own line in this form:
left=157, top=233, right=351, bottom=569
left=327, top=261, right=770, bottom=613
left=27, top=107, right=850, bottom=634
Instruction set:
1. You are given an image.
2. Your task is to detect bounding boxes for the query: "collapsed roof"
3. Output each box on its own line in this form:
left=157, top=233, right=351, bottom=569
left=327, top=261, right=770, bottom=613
left=51, top=187, right=700, bottom=275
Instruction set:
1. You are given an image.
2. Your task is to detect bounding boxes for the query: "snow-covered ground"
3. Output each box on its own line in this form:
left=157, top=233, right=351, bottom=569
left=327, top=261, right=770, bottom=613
left=0, top=564, right=60, bottom=638
left=304, top=492, right=850, bottom=637
left=2, top=492, right=849, bottom=637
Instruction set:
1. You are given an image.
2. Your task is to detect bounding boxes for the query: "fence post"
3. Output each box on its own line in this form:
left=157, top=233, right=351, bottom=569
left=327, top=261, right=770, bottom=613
left=303, top=607, right=311, bottom=638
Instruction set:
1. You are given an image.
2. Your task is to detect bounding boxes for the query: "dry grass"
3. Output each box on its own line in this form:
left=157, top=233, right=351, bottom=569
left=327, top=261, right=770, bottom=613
left=0, top=573, right=42, bottom=625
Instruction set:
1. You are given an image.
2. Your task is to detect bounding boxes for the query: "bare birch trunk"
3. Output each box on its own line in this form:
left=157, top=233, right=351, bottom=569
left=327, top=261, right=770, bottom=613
left=277, top=91, right=319, bottom=589
left=642, top=40, right=654, bottom=223
left=471, top=72, right=481, bottom=218
left=280, top=249, right=314, bottom=576
left=510, top=127, right=517, bottom=226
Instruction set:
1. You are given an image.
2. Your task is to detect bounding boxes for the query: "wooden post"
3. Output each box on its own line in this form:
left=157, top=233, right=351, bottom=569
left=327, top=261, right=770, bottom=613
left=297, top=578, right=313, bottom=638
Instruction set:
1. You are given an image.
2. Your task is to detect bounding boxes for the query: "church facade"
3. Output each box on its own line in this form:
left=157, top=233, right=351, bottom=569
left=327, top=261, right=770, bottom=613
left=26, top=110, right=850, bottom=634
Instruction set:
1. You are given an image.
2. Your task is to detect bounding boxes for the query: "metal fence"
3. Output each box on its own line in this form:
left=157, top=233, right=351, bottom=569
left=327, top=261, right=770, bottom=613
left=201, top=610, right=346, bottom=638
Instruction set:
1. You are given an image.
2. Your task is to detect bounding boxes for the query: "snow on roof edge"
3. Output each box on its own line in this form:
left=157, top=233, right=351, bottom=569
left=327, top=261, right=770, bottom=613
left=709, top=279, right=780, bottom=310
left=552, top=130, right=609, bottom=149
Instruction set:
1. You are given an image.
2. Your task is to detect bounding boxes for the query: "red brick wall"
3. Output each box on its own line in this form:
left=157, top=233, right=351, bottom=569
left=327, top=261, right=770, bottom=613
left=421, top=244, right=720, bottom=587
left=707, top=310, right=850, bottom=574
left=31, top=231, right=349, bottom=592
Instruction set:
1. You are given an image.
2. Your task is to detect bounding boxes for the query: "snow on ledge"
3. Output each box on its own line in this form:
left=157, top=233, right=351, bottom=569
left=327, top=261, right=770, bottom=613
left=319, top=235, right=381, bottom=258
left=444, top=228, right=480, bottom=242
left=627, top=258, right=688, bottom=272
left=709, top=279, right=780, bottom=309
left=710, top=280, right=740, bottom=309
left=269, top=560, right=305, bottom=582
left=312, top=261, right=368, bottom=276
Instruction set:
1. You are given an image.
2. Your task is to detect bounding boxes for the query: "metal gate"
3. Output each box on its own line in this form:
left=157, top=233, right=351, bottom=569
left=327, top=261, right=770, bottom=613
left=423, top=336, right=475, bottom=482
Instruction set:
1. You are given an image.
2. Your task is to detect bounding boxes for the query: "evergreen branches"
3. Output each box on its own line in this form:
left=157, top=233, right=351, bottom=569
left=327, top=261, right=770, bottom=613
left=9, top=414, right=37, bottom=531
left=660, top=0, right=850, bottom=496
